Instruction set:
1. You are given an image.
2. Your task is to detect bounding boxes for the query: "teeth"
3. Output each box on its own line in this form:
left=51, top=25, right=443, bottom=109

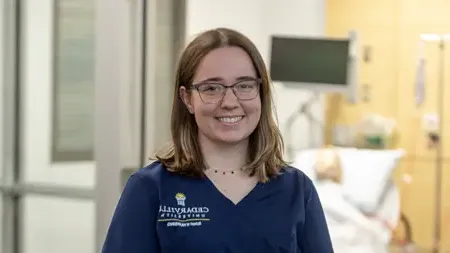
left=217, top=116, right=243, bottom=123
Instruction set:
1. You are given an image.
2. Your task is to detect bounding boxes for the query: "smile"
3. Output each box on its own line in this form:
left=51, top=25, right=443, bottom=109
left=216, top=116, right=244, bottom=124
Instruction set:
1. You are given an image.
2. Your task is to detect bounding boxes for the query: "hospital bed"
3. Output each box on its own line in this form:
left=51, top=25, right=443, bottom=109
left=292, top=147, right=405, bottom=253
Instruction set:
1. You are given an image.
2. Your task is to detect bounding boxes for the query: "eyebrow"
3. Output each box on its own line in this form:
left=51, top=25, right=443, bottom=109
left=197, top=76, right=257, bottom=83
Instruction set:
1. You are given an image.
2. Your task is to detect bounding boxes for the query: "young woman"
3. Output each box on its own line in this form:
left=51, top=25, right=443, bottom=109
left=102, top=27, right=333, bottom=253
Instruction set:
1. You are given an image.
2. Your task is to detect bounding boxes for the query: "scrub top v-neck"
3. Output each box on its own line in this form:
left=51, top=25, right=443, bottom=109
left=203, top=174, right=261, bottom=207
left=102, top=161, right=334, bottom=253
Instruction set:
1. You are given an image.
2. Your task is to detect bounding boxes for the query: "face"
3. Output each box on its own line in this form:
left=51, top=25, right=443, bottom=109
left=181, top=46, right=262, bottom=145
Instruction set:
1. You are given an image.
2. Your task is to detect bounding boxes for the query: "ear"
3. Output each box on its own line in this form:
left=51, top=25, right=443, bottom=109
left=179, top=86, right=194, bottom=114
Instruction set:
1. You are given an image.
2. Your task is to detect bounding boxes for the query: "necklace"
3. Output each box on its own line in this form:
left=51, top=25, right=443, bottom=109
left=206, top=167, right=245, bottom=175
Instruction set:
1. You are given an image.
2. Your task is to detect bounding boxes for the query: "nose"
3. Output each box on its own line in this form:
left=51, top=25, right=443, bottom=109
left=220, top=88, right=239, bottom=109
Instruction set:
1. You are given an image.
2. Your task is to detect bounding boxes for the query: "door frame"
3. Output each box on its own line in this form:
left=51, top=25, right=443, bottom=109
left=1, top=1, right=20, bottom=252
left=94, top=0, right=186, bottom=250
left=0, top=1, right=96, bottom=253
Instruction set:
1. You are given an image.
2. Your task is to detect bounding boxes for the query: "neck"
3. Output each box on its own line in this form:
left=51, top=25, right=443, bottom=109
left=199, top=134, right=249, bottom=172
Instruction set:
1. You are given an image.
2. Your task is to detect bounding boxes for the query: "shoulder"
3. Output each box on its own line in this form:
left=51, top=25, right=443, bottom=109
left=133, top=160, right=166, bottom=181
left=270, top=166, right=315, bottom=202
left=126, top=160, right=170, bottom=195
left=277, top=166, right=314, bottom=190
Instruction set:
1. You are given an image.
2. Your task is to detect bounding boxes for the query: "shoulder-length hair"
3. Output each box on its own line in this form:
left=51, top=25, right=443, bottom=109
left=155, top=27, right=287, bottom=182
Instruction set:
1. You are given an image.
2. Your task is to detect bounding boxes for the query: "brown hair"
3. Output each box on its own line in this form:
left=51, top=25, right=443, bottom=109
left=155, top=27, right=287, bottom=182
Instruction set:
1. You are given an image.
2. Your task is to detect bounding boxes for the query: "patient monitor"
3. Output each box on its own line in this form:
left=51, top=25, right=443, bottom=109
left=269, top=31, right=359, bottom=103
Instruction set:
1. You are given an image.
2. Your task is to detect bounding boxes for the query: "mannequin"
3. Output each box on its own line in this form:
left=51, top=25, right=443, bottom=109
left=314, top=147, right=388, bottom=253
left=315, top=147, right=342, bottom=183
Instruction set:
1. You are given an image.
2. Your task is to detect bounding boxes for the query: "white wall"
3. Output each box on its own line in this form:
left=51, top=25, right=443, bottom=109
left=185, top=0, right=326, bottom=158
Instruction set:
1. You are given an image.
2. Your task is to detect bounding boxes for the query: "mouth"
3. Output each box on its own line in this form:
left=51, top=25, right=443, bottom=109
left=215, top=116, right=244, bottom=125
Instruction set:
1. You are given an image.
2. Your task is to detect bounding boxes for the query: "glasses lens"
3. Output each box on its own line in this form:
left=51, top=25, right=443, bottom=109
left=197, top=83, right=225, bottom=103
left=196, top=80, right=260, bottom=103
left=234, top=80, right=259, bottom=100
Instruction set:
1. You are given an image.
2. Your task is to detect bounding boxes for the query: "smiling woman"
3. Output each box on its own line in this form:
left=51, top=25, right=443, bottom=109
left=180, top=46, right=263, bottom=153
left=156, top=28, right=284, bottom=181
left=102, top=28, right=334, bottom=253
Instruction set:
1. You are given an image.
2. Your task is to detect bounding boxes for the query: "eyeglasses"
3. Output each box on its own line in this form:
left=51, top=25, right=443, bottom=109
left=191, top=79, right=261, bottom=104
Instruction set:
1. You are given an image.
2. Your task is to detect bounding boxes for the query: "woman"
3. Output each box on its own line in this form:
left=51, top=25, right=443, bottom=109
left=102, top=27, right=333, bottom=253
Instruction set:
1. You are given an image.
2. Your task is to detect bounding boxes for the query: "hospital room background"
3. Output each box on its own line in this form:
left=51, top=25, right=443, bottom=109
left=0, top=0, right=449, bottom=252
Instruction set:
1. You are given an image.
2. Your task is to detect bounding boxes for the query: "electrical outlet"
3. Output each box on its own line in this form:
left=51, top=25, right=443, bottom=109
left=422, top=113, right=439, bottom=132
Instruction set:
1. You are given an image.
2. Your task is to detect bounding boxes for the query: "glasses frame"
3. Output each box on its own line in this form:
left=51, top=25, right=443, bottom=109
left=190, top=78, right=261, bottom=104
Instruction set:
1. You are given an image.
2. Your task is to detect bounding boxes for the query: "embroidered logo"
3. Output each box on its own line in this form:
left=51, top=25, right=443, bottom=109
left=175, top=192, right=186, bottom=206
left=158, top=192, right=211, bottom=227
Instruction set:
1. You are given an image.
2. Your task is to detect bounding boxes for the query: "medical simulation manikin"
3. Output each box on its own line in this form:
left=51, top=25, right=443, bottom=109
left=314, top=147, right=389, bottom=253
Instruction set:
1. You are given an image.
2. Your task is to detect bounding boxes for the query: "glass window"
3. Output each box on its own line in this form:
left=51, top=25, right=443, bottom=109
left=22, top=196, right=95, bottom=253
left=52, top=0, right=95, bottom=162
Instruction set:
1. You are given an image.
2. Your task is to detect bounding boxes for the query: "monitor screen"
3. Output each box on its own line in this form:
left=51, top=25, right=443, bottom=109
left=270, top=36, right=350, bottom=85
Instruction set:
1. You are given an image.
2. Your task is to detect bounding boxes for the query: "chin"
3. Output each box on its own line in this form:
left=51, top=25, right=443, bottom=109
left=214, top=133, right=249, bottom=145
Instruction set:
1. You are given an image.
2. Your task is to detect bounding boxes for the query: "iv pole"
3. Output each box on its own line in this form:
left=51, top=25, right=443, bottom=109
left=419, top=33, right=449, bottom=253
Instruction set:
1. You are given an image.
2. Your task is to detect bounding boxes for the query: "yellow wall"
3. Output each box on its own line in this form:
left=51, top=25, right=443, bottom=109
left=325, top=0, right=450, bottom=251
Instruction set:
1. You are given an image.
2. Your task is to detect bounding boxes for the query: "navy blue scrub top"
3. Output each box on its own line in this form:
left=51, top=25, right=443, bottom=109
left=102, top=161, right=333, bottom=253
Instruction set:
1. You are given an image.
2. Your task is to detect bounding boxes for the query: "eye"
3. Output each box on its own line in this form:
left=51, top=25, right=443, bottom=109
left=235, top=81, right=257, bottom=92
left=198, top=83, right=223, bottom=93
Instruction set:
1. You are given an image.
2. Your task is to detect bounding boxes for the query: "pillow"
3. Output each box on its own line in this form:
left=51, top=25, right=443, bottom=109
left=292, top=148, right=404, bottom=214
left=338, top=148, right=404, bottom=214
